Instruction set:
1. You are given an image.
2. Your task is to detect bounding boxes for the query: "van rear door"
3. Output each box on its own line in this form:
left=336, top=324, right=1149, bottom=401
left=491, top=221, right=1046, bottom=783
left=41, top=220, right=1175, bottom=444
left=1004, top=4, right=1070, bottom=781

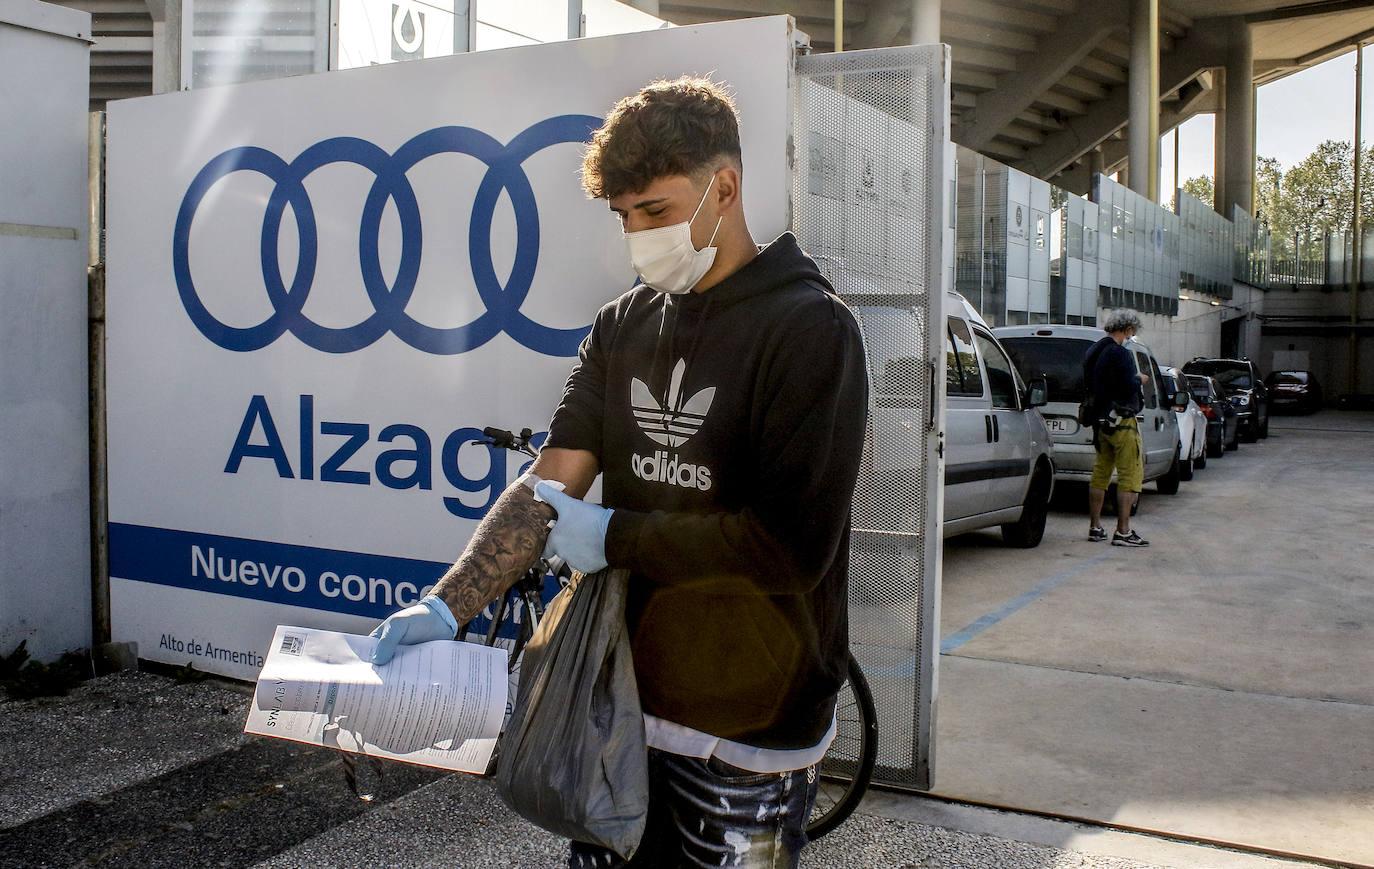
left=1132, top=348, right=1175, bottom=480
left=943, top=315, right=993, bottom=523
left=970, top=325, right=1034, bottom=512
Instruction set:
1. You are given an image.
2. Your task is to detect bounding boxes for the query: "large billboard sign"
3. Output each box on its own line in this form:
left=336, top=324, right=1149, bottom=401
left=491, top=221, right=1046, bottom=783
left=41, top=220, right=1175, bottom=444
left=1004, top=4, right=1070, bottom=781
left=106, top=16, right=797, bottom=679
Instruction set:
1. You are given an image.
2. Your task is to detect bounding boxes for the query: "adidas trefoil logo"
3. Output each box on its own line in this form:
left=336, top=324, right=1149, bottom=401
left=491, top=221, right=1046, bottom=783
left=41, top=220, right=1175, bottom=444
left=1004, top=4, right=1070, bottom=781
left=630, top=359, right=715, bottom=448
left=630, top=359, right=716, bottom=492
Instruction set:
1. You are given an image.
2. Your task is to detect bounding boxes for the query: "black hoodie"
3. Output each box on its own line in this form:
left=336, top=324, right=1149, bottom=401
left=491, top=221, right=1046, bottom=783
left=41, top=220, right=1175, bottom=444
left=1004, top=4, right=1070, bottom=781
left=544, top=233, right=869, bottom=750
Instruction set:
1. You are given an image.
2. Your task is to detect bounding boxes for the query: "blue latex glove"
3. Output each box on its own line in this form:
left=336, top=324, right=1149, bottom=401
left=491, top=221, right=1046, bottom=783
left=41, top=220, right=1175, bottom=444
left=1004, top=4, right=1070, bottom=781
left=369, top=595, right=458, bottom=666
left=535, top=481, right=612, bottom=574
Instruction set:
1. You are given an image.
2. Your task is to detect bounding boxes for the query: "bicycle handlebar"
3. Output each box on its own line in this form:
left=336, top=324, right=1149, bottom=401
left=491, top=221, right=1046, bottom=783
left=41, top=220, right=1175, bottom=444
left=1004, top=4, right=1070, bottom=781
left=474, top=426, right=538, bottom=457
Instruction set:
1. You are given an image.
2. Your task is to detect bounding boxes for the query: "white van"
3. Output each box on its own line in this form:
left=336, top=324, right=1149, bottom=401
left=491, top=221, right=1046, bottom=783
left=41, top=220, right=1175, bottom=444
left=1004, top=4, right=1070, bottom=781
left=993, top=324, right=1186, bottom=494
left=853, top=292, right=1056, bottom=547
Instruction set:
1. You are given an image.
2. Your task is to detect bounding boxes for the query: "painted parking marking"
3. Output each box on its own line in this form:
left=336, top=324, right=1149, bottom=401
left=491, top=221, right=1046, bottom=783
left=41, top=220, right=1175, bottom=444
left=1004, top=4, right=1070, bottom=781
left=940, top=549, right=1116, bottom=654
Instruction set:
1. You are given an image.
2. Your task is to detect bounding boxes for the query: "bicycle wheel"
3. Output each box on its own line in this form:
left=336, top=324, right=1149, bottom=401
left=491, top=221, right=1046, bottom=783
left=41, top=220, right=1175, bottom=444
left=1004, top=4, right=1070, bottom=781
left=806, top=654, right=877, bottom=840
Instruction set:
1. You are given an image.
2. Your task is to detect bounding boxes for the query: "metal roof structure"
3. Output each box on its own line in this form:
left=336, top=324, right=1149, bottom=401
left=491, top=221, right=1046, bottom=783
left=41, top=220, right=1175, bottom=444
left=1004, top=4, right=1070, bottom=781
left=658, top=0, right=1374, bottom=190
left=57, top=1, right=1374, bottom=192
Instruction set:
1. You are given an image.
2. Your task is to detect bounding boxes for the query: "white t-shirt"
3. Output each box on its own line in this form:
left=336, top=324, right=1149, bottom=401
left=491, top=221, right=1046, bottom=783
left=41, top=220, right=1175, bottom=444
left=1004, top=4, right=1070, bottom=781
left=644, top=712, right=836, bottom=774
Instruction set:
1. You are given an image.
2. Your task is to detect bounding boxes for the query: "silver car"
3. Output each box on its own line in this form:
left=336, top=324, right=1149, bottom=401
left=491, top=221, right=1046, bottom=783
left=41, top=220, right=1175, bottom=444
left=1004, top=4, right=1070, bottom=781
left=1162, top=365, right=1208, bottom=480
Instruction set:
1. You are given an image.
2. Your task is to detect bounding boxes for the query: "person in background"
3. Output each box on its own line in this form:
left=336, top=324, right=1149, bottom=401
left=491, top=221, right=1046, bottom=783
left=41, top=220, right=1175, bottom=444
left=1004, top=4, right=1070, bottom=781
left=1084, top=309, right=1149, bottom=547
left=369, top=76, right=869, bottom=868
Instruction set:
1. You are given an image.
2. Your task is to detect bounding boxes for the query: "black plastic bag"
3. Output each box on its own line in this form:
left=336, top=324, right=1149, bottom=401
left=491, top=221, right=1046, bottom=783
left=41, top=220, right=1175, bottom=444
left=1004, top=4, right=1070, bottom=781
left=494, top=567, right=648, bottom=858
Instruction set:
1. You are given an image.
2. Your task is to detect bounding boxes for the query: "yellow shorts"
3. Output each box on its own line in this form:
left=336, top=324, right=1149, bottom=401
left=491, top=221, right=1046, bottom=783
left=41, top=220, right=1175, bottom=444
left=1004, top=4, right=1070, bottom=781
left=1090, top=418, right=1143, bottom=493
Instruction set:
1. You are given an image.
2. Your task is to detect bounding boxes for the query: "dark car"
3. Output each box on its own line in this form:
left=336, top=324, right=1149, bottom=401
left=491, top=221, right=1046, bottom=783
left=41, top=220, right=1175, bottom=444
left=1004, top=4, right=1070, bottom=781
left=1265, top=370, right=1323, bottom=414
left=1186, top=374, right=1239, bottom=457
left=1181, top=357, right=1269, bottom=442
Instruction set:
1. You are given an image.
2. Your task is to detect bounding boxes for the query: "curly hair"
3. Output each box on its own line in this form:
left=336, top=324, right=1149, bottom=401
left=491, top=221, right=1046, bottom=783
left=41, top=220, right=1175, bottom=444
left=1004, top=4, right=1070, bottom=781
left=1103, top=309, right=1143, bottom=334
left=581, top=76, right=742, bottom=200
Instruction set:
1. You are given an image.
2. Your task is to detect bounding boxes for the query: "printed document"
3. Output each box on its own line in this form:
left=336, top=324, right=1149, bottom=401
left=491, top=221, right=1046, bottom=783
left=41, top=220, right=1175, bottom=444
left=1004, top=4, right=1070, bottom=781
left=245, top=625, right=508, bottom=773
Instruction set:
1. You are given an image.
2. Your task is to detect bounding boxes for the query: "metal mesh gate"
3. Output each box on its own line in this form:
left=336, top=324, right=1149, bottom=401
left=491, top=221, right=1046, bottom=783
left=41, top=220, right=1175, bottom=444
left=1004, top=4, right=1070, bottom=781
left=792, top=45, right=950, bottom=789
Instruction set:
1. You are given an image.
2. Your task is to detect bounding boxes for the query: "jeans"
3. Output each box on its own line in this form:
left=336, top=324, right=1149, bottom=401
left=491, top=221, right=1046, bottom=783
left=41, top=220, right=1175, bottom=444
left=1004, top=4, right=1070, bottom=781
left=568, top=748, right=818, bottom=869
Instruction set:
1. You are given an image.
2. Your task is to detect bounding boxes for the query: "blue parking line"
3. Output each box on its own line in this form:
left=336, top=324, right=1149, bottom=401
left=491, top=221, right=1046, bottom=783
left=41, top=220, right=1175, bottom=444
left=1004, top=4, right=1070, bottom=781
left=940, top=549, right=1116, bottom=654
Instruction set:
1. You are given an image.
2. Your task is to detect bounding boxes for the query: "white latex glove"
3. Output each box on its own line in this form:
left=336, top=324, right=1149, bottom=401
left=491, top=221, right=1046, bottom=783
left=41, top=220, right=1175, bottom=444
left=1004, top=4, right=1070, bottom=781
left=535, top=481, right=612, bottom=574
left=368, top=595, right=458, bottom=665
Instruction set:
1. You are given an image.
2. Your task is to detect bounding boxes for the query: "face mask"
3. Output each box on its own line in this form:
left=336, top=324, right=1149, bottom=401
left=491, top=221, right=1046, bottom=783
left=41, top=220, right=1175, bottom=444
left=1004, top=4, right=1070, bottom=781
left=623, top=175, right=723, bottom=295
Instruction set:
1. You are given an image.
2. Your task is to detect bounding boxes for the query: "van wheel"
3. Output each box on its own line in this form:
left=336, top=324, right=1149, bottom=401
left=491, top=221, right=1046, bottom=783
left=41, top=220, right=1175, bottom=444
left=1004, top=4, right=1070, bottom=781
left=1178, top=448, right=1194, bottom=481
left=1194, top=452, right=1206, bottom=470
left=1002, top=468, right=1050, bottom=548
left=1156, top=448, right=1182, bottom=495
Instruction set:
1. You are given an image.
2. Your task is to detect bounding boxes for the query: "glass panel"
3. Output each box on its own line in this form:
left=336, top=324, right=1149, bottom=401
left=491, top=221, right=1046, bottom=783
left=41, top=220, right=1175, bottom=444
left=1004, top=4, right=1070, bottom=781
left=999, top=336, right=1094, bottom=404
left=1148, top=356, right=1168, bottom=406
left=972, top=328, right=1018, bottom=409
left=947, top=317, right=983, bottom=396
left=192, top=0, right=331, bottom=88
left=1134, top=350, right=1157, bottom=408
left=338, top=0, right=458, bottom=69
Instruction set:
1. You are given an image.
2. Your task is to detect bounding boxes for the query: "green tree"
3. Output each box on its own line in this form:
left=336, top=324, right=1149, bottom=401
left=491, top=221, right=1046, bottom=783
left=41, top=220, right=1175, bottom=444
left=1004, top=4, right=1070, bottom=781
left=1254, top=156, right=1285, bottom=254
left=1178, top=174, right=1215, bottom=211
left=1269, top=140, right=1374, bottom=260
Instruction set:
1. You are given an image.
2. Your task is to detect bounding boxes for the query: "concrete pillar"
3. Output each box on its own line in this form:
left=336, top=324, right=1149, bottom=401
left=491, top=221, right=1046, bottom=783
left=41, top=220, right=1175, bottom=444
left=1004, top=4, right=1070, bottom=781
left=1221, top=18, right=1255, bottom=216
left=1128, top=0, right=1159, bottom=201
left=912, top=0, right=941, bottom=46
left=1213, top=66, right=1227, bottom=212
left=1087, top=147, right=1105, bottom=180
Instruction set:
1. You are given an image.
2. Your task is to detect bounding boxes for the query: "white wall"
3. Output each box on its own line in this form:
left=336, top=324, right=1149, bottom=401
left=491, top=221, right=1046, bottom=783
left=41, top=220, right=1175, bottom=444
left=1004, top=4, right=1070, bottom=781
left=0, top=1, right=93, bottom=662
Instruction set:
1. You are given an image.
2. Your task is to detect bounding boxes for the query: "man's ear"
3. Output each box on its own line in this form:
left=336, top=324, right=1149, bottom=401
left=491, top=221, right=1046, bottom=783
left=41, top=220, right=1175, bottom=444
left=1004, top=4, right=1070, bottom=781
left=713, top=165, right=742, bottom=213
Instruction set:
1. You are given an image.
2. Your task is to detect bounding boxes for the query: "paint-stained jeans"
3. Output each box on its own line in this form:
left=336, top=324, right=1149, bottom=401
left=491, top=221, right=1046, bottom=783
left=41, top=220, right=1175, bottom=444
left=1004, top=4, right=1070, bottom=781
left=568, top=748, right=818, bottom=869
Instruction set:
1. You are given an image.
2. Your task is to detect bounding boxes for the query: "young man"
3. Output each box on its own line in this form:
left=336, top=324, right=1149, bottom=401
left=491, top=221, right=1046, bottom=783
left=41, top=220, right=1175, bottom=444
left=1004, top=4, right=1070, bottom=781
left=369, top=77, right=869, bottom=867
left=1084, top=309, right=1149, bottom=546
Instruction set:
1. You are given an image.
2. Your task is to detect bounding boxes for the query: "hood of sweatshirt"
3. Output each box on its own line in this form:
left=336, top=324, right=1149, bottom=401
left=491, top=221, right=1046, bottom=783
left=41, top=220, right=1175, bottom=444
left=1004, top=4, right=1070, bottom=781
left=644, top=233, right=834, bottom=397
left=673, top=231, right=833, bottom=315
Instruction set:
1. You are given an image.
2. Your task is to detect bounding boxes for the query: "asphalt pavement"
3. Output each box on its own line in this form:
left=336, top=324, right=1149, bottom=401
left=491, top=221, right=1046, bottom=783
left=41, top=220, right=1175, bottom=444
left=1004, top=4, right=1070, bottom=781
left=0, top=669, right=1323, bottom=869
left=2, top=413, right=1367, bottom=868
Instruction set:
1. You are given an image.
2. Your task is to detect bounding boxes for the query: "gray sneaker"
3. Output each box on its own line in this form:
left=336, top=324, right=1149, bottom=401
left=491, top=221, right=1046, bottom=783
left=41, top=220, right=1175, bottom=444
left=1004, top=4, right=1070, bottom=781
left=1111, top=530, right=1149, bottom=547
left=1088, top=526, right=1108, bottom=542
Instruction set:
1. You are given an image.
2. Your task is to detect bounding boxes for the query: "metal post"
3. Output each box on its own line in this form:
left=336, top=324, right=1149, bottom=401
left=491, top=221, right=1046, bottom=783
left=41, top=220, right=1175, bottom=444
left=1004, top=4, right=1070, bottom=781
left=146, top=0, right=185, bottom=94
left=568, top=0, right=583, bottom=40
left=1128, top=0, right=1159, bottom=201
left=834, top=0, right=842, bottom=51
left=454, top=0, right=475, bottom=53
left=1173, top=126, right=1179, bottom=208
left=327, top=0, right=339, bottom=69
left=1352, top=41, right=1364, bottom=396
left=912, top=0, right=941, bottom=46
left=88, top=112, right=110, bottom=648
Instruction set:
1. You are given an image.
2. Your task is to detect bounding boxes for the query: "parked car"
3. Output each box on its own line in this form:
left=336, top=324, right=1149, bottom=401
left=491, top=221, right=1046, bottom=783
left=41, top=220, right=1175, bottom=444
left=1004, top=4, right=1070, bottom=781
left=1162, top=366, right=1207, bottom=479
left=1265, top=369, right=1323, bottom=414
left=852, top=291, right=1055, bottom=548
left=1186, top=374, right=1239, bottom=457
left=994, top=324, right=1187, bottom=495
left=1181, top=357, right=1269, bottom=441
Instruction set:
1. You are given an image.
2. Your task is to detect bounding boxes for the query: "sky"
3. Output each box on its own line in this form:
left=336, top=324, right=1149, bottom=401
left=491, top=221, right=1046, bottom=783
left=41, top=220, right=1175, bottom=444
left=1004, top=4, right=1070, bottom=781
left=1160, top=44, right=1374, bottom=191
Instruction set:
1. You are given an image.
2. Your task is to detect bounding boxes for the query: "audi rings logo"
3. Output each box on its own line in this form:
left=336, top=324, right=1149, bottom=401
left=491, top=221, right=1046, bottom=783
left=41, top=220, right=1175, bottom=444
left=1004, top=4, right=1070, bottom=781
left=172, top=115, right=601, bottom=357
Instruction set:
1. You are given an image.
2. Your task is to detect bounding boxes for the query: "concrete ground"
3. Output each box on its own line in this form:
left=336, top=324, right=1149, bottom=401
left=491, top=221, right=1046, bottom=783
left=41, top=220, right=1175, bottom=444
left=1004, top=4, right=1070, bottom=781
left=0, top=670, right=1329, bottom=869
left=0, top=413, right=1367, bottom=868
left=931, top=410, right=1374, bottom=867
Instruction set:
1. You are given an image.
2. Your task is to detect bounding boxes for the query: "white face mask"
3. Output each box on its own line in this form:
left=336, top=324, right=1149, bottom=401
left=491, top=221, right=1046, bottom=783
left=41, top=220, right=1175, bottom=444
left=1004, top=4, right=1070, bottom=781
left=623, top=175, right=723, bottom=295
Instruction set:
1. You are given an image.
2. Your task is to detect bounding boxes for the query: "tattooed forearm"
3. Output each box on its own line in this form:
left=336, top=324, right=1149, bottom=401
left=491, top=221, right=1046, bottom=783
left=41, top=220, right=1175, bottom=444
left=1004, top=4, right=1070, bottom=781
left=430, top=478, right=557, bottom=624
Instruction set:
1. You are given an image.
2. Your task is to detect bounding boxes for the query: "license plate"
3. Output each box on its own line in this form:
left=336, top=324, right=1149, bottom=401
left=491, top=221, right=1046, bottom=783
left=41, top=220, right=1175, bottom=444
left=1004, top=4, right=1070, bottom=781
left=1046, top=417, right=1077, bottom=434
